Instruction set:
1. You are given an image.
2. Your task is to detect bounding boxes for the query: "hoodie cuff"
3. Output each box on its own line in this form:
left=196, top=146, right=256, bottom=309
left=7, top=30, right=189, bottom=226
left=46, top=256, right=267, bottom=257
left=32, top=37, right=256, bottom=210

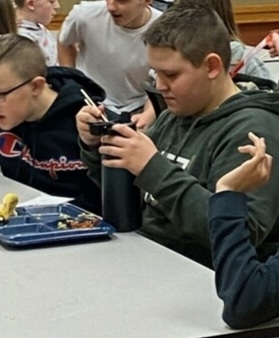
left=209, top=191, right=248, bottom=221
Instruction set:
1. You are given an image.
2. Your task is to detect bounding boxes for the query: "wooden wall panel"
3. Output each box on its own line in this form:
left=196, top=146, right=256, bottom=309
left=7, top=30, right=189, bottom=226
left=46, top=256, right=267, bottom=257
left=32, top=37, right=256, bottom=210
left=48, top=4, right=279, bottom=46
left=234, top=4, right=279, bottom=46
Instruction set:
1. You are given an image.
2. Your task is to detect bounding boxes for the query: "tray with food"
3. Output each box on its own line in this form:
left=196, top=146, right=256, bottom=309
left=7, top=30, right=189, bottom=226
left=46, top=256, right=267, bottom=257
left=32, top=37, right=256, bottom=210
left=0, top=195, right=115, bottom=248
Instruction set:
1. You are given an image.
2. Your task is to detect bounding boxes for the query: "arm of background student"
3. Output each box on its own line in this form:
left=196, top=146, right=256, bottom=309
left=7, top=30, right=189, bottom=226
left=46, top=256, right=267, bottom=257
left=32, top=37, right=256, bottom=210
left=56, top=4, right=81, bottom=67
left=209, top=133, right=279, bottom=329
left=57, top=34, right=78, bottom=67
left=131, top=99, right=156, bottom=130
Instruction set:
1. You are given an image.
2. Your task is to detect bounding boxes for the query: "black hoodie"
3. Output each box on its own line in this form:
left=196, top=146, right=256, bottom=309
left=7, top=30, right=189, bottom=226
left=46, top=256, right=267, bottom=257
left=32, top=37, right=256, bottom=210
left=0, top=66, right=105, bottom=214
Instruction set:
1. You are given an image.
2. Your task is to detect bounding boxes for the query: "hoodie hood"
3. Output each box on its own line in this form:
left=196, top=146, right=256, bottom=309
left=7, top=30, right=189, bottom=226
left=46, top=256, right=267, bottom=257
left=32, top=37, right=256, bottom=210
left=148, top=90, right=279, bottom=162
left=33, top=66, right=106, bottom=123
left=47, top=66, right=106, bottom=103
left=152, top=90, right=279, bottom=135
left=201, top=90, right=279, bottom=125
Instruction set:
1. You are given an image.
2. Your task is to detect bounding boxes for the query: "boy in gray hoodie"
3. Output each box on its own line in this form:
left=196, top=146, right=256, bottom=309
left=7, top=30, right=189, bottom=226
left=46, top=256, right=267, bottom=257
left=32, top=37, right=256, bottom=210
left=76, top=4, right=279, bottom=268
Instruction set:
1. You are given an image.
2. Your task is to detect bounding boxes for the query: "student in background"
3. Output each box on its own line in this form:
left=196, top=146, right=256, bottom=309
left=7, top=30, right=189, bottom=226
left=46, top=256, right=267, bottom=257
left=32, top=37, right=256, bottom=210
left=0, top=34, right=105, bottom=214
left=57, top=0, right=161, bottom=129
left=176, top=0, right=274, bottom=81
left=76, top=4, right=279, bottom=268
left=14, top=0, right=60, bottom=66
left=209, top=132, right=279, bottom=329
left=0, top=0, right=17, bottom=34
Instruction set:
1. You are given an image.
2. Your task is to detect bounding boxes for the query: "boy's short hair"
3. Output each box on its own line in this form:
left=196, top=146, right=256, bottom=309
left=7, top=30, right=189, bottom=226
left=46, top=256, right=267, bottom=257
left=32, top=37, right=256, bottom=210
left=0, top=34, right=47, bottom=79
left=143, top=3, right=231, bottom=71
left=175, top=0, right=239, bottom=41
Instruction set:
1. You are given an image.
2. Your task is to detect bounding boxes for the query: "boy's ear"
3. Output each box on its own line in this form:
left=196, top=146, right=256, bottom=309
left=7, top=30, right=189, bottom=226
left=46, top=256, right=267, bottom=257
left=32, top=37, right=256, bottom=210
left=31, top=76, right=46, bottom=96
left=204, top=53, right=223, bottom=80
left=145, top=0, right=153, bottom=6
left=26, top=0, right=36, bottom=11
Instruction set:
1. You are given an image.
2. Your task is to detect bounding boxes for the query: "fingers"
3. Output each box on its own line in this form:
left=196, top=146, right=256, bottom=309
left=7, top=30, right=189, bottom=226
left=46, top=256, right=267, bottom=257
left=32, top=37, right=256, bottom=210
left=238, top=145, right=257, bottom=156
left=108, top=124, right=137, bottom=138
left=237, top=133, right=272, bottom=174
left=76, top=106, right=104, bottom=147
left=101, top=124, right=149, bottom=146
left=262, top=154, right=273, bottom=181
left=248, top=132, right=266, bottom=160
left=238, top=132, right=265, bottom=157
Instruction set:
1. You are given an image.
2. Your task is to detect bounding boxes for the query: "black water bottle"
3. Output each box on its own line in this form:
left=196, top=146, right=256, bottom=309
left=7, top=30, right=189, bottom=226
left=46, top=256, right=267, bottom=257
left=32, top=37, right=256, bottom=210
left=94, top=113, right=142, bottom=232
left=101, top=163, right=142, bottom=232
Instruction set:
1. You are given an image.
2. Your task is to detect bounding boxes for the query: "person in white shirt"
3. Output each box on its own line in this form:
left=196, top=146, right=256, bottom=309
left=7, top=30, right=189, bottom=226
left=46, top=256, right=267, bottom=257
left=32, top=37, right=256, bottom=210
left=58, top=0, right=161, bottom=129
left=15, top=0, right=60, bottom=66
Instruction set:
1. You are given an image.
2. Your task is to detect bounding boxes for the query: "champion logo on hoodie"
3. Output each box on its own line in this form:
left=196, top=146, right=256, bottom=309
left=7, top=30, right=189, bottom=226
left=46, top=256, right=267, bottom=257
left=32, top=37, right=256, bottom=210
left=0, top=132, right=87, bottom=180
left=0, top=133, right=23, bottom=157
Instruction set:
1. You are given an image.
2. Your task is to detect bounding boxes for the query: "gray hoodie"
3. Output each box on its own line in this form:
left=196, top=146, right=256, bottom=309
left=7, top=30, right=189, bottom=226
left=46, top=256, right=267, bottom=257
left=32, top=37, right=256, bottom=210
left=136, top=91, right=279, bottom=266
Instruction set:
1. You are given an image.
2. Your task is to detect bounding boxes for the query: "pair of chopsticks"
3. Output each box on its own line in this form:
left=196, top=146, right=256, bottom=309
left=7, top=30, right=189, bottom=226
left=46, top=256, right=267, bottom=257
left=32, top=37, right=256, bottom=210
left=80, top=89, right=108, bottom=122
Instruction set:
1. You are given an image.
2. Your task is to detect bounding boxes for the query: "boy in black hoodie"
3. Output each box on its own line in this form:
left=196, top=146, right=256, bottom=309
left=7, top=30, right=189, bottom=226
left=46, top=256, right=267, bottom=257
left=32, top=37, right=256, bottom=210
left=76, top=4, right=279, bottom=267
left=0, top=34, right=105, bottom=214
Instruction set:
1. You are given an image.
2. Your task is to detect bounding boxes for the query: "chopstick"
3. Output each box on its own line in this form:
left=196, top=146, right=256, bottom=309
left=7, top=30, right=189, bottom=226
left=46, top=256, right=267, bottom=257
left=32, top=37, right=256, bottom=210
left=80, top=89, right=108, bottom=122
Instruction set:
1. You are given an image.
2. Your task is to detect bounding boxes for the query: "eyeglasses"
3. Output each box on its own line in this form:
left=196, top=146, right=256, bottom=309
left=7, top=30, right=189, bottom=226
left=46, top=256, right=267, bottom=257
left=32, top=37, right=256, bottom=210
left=0, top=78, right=34, bottom=102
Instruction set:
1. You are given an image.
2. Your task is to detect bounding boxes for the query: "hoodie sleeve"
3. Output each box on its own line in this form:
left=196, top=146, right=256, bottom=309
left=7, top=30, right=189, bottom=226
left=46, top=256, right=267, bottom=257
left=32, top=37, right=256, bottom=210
left=209, top=191, right=279, bottom=329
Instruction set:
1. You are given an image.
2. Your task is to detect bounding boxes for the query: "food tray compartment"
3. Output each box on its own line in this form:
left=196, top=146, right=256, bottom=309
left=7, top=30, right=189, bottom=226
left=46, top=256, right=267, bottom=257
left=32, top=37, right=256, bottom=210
left=4, top=215, right=38, bottom=225
left=0, top=203, right=115, bottom=248
left=0, top=223, right=51, bottom=236
left=17, top=204, right=97, bottom=220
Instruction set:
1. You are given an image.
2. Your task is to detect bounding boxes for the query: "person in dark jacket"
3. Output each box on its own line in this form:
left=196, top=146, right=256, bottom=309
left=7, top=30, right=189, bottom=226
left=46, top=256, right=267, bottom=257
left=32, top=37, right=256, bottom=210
left=76, top=4, right=279, bottom=268
left=208, top=132, right=279, bottom=329
left=0, top=34, right=105, bottom=214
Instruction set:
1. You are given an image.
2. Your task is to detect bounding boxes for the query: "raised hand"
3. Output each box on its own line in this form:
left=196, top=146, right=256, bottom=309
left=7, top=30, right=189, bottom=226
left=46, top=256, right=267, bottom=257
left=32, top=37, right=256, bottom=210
left=216, top=132, right=272, bottom=193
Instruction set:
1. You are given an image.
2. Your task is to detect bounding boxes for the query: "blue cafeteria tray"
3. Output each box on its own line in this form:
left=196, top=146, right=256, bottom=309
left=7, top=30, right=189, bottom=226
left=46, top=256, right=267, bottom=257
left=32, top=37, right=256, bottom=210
left=0, top=203, right=115, bottom=248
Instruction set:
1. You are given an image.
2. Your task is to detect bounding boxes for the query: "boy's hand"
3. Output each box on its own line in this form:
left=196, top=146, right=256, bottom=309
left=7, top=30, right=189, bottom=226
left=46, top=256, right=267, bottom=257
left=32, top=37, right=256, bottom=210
left=76, top=105, right=105, bottom=147
left=131, top=109, right=156, bottom=130
left=99, top=124, right=158, bottom=176
left=216, top=132, right=272, bottom=193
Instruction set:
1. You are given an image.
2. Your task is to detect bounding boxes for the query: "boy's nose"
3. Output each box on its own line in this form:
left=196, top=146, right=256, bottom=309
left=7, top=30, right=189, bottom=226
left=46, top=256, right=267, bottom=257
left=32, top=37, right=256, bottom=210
left=54, top=0, right=61, bottom=10
left=106, top=0, right=117, bottom=12
left=155, top=76, right=168, bottom=92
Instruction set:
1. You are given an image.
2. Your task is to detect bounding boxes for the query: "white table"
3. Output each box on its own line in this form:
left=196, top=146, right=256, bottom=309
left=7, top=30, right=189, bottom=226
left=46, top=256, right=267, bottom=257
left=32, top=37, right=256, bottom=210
left=0, top=176, right=279, bottom=338
left=0, top=174, right=43, bottom=204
